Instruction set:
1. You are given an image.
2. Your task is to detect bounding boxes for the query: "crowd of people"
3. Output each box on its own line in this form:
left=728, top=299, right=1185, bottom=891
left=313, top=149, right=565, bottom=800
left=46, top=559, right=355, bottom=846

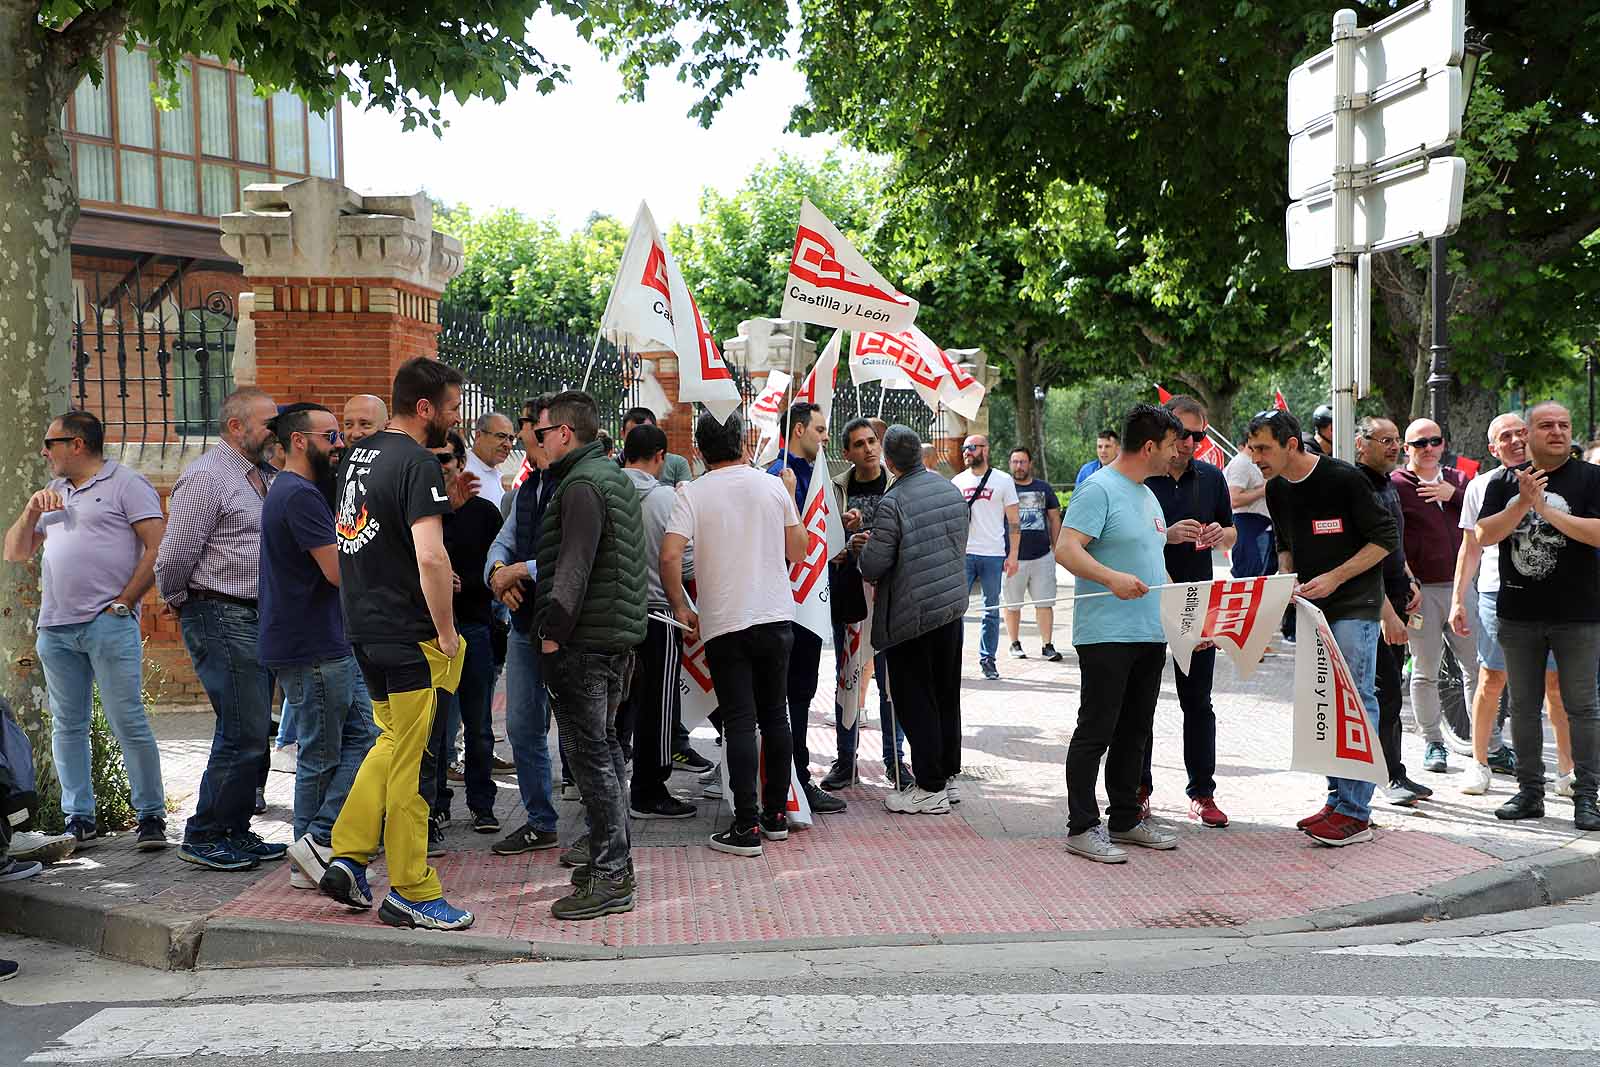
left=2, top=359, right=1595, bottom=942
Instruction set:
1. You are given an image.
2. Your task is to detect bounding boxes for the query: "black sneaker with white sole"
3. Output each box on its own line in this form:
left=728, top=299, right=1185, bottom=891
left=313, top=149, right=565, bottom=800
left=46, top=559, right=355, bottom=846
left=759, top=812, right=789, bottom=840
left=471, top=811, right=501, bottom=834
left=1041, top=643, right=1064, bottom=662
left=65, top=815, right=98, bottom=847
left=672, top=748, right=714, bottom=773
left=710, top=822, right=763, bottom=857
left=1008, top=641, right=1026, bottom=659
left=804, top=782, right=846, bottom=814
left=629, top=795, right=697, bottom=819
left=492, top=823, right=560, bottom=855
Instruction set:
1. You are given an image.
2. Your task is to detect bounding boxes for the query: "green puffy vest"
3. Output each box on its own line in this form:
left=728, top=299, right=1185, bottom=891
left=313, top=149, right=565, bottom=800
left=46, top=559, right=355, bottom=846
left=533, top=439, right=649, bottom=651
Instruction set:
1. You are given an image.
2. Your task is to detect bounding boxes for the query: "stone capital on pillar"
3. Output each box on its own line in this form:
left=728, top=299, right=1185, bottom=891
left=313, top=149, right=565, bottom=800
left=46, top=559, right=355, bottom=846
left=219, top=178, right=464, bottom=409
left=723, top=318, right=816, bottom=377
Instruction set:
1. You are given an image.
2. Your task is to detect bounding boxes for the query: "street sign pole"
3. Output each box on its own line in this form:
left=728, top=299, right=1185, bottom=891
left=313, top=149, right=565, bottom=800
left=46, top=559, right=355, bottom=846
left=1330, top=8, right=1360, bottom=462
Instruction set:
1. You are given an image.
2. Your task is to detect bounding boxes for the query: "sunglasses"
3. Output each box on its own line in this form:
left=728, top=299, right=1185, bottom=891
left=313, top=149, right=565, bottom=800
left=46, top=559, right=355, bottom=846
left=433, top=451, right=462, bottom=466
left=1181, top=429, right=1208, bottom=443
left=1407, top=435, right=1444, bottom=449
left=301, top=428, right=342, bottom=445
left=533, top=423, right=570, bottom=445
left=42, top=436, right=80, bottom=448
left=961, top=444, right=984, bottom=453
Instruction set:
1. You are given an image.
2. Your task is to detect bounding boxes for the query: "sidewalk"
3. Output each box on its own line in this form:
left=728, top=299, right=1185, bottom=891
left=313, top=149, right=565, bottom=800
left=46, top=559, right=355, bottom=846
left=5, top=569, right=1598, bottom=970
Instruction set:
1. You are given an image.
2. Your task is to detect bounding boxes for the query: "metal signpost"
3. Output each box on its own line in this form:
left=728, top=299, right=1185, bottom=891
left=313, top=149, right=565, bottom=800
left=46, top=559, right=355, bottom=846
left=1285, top=0, right=1467, bottom=461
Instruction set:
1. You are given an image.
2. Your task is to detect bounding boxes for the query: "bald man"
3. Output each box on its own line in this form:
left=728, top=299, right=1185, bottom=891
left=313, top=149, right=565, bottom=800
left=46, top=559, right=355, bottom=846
left=342, top=395, right=388, bottom=445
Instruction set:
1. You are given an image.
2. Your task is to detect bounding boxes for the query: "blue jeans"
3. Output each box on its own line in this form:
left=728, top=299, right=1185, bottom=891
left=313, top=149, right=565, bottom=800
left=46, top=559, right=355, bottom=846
left=965, top=554, right=1005, bottom=662
left=504, top=627, right=558, bottom=832
left=179, top=598, right=273, bottom=843
left=36, top=612, right=166, bottom=822
left=832, top=628, right=907, bottom=768
left=278, top=655, right=376, bottom=843
left=1230, top=514, right=1275, bottom=578
left=544, top=647, right=631, bottom=879
left=427, top=622, right=496, bottom=817
left=1327, top=618, right=1381, bottom=821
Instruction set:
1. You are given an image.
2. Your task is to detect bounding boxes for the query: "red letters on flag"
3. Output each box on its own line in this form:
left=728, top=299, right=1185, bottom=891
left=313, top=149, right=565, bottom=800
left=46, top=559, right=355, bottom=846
left=789, top=487, right=831, bottom=604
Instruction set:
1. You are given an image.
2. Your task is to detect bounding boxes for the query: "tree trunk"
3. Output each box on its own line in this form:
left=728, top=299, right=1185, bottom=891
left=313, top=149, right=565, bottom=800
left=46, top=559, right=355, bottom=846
left=1011, top=343, right=1048, bottom=481
left=0, top=8, right=88, bottom=809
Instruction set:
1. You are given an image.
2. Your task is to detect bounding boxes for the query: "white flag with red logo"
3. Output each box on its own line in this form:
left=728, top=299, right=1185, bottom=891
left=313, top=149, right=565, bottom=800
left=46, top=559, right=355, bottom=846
left=1291, top=596, right=1390, bottom=786
left=850, top=327, right=948, bottom=413
left=795, top=329, right=842, bottom=417
left=666, top=250, right=741, bottom=422
left=1195, top=434, right=1230, bottom=468
left=788, top=451, right=847, bottom=643
left=749, top=370, right=791, bottom=432
left=676, top=611, right=719, bottom=731
left=781, top=199, right=918, bottom=333
left=932, top=346, right=986, bottom=420
left=836, top=586, right=876, bottom=730
left=1160, top=575, right=1295, bottom=679
left=598, top=202, right=677, bottom=354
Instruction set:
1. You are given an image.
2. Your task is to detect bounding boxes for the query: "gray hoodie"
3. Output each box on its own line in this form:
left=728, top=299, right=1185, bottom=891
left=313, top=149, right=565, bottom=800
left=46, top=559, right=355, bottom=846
left=624, top=466, right=692, bottom=610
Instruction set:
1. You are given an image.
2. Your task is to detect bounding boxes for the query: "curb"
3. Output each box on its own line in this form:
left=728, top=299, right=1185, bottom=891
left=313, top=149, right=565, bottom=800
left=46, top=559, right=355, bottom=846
left=7, top=838, right=1600, bottom=970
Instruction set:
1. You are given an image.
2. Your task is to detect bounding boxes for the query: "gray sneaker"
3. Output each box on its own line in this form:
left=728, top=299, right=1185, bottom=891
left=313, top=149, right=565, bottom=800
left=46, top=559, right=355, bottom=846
left=1109, top=819, right=1179, bottom=850
left=1064, top=825, right=1128, bottom=864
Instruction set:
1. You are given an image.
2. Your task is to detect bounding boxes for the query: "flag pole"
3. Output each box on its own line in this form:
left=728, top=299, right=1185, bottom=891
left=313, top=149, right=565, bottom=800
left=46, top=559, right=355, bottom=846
left=780, top=324, right=798, bottom=475
left=578, top=327, right=604, bottom=392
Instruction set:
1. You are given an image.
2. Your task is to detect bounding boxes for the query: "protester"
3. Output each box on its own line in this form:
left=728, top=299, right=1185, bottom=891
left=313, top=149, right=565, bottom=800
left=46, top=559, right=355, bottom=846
left=1451, top=413, right=1546, bottom=795
left=342, top=394, right=388, bottom=445
left=1390, top=418, right=1478, bottom=773
left=1055, top=404, right=1183, bottom=862
left=1249, top=409, right=1397, bottom=846
left=952, top=433, right=1020, bottom=680
left=765, top=402, right=847, bottom=814
left=1003, top=446, right=1064, bottom=663
left=1474, top=402, right=1600, bottom=831
left=822, top=417, right=912, bottom=791
left=1225, top=432, right=1275, bottom=579
left=155, top=387, right=287, bottom=871
left=666, top=410, right=805, bottom=857
left=3, top=410, right=168, bottom=850
left=320, top=357, right=473, bottom=931
left=257, top=403, right=377, bottom=889
left=1074, top=430, right=1119, bottom=488
left=486, top=394, right=564, bottom=854
left=1352, top=416, right=1433, bottom=806
left=858, top=426, right=970, bottom=814
left=622, top=407, right=692, bottom=487
left=1306, top=405, right=1334, bottom=456
left=621, top=423, right=697, bottom=820
left=1142, top=395, right=1236, bottom=828
left=464, top=413, right=513, bottom=510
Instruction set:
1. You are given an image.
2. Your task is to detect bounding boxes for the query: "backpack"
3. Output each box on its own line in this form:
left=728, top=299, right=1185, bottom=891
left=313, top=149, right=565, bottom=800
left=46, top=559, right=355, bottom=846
left=0, top=696, right=38, bottom=834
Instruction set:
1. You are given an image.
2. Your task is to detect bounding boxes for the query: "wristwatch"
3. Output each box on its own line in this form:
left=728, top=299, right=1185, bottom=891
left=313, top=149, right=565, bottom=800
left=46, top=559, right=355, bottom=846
left=108, top=602, right=133, bottom=617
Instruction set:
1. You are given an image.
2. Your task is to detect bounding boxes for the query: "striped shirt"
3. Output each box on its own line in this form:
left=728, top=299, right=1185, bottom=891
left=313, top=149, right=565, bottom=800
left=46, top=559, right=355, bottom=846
left=155, top=441, right=274, bottom=607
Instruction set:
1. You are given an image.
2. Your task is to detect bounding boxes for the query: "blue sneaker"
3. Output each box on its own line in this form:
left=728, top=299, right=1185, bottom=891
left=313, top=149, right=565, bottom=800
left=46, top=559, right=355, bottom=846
left=319, top=858, right=374, bottom=910
left=230, top=830, right=289, bottom=862
left=178, top=840, right=260, bottom=872
left=378, top=891, right=475, bottom=931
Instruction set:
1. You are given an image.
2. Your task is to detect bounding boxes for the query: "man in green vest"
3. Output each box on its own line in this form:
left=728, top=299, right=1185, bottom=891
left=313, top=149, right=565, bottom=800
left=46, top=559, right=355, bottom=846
left=531, top=390, right=650, bottom=920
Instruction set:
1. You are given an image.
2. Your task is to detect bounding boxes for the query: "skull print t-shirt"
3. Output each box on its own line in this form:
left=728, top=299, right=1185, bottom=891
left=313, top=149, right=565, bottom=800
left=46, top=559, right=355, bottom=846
left=1478, top=458, right=1600, bottom=623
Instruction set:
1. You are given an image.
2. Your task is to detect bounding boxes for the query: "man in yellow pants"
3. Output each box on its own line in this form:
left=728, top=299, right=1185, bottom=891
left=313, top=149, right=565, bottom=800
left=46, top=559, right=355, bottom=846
left=320, top=357, right=472, bottom=930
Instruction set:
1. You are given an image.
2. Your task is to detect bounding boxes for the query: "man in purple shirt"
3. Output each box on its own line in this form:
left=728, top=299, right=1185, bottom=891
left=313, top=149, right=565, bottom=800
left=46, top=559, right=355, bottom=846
left=3, top=410, right=168, bottom=849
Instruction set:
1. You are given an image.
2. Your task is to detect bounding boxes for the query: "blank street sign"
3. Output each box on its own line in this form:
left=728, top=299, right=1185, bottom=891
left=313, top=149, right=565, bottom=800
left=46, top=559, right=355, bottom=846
left=1289, top=66, right=1461, bottom=199
left=1287, top=0, right=1465, bottom=134
left=1285, top=156, right=1466, bottom=270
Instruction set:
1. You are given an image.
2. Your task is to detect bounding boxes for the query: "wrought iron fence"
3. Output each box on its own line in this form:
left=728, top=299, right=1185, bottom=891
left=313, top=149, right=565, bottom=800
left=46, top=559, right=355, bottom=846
left=436, top=303, right=639, bottom=449
left=832, top=378, right=936, bottom=436
left=70, top=270, right=236, bottom=449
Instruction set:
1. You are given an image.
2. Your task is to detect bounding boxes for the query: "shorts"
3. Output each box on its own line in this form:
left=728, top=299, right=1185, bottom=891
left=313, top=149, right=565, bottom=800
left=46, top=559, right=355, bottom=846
left=1476, top=589, right=1556, bottom=673
left=1003, top=554, right=1058, bottom=608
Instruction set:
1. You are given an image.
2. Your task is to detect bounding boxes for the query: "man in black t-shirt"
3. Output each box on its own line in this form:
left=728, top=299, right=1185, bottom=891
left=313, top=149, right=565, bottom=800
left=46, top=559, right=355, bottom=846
left=1004, top=446, right=1064, bottom=662
left=1247, top=409, right=1397, bottom=847
left=1476, top=402, right=1600, bottom=831
left=321, top=358, right=473, bottom=932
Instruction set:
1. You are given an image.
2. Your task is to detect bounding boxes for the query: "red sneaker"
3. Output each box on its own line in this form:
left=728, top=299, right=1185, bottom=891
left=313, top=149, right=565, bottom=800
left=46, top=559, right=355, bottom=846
left=1306, top=812, right=1374, bottom=846
left=1136, top=786, right=1152, bottom=823
left=1190, top=796, right=1229, bottom=828
left=1296, top=804, right=1335, bottom=830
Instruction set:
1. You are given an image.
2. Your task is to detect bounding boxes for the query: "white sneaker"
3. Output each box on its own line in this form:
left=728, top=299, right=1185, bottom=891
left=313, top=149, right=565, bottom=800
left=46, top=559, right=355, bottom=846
left=1065, top=825, right=1128, bottom=863
left=885, top=786, right=950, bottom=815
left=698, top=764, right=720, bottom=785
left=1462, top=762, right=1493, bottom=796
left=289, top=867, right=316, bottom=890
left=1555, top=771, right=1577, bottom=798
left=1110, top=819, right=1179, bottom=850
left=270, top=745, right=298, bottom=774
left=7, top=831, right=76, bottom=863
left=286, top=834, right=331, bottom=886
left=946, top=781, right=962, bottom=805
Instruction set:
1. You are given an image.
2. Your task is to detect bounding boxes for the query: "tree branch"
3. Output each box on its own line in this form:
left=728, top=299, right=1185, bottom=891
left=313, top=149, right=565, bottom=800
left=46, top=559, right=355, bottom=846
left=1526, top=211, right=1600, bottom=268
left=48, top=3, right=131, bottom=82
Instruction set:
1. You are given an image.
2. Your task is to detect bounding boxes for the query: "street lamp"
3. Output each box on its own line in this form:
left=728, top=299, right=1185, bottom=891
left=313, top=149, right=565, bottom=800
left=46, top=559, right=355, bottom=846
left=1427, top=27, right=1491, bottom=439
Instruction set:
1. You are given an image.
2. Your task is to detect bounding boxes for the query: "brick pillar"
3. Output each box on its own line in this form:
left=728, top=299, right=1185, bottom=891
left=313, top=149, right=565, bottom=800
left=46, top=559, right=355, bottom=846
left=219, top=180, right=463, bottom=407
left=648, top=355, right=700, bottom=462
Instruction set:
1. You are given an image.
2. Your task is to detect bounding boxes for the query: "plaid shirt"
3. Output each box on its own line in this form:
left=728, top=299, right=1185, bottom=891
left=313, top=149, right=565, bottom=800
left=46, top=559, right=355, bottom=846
left=155, top=440, right=274, bottom=607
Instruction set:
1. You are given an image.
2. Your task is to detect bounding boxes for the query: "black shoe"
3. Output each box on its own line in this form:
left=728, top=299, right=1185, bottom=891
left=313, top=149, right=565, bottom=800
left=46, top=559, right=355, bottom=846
left=709, top=822, right=763, bottom=857
left=471, top=811, right=500, bottom=834
left=493, top=823, right=560, bottom=855
left=0, top=958, right=16, bottom=982
left=1488, top=746, right=1518, bottom=776
left=804, top=782, right=846, bottom=814
left=629, top=795, right=697, bottom=820
left=672, top=748, right=714, bottom=773
left=1576, top=797, right=1600, bottom=833
left=136, top=817, right=169, bottom=851
left=178, top=839, right=261, bottom=872
left=759, top=811, right=789, bottom=840
left=230, top=830, right=288, bottom=861
left=427, top=821, right=446, bottom=858
left=253, top=787, right=267, bottom=815
left=1008, top=641, right=1026, bottom=660
left=559, top=839, right=590, bottom=867
left=65, top=815, right=98, bottom=847
left=1041, top=643, right=1064, bottom=662
left=980, top=659, right=1000, bottom=680
left=886, top=763, right=916, bottom=790
left=1390, top=775, right=1434, bottom=803
left=1496, top=790, right=1546, bottom=821
left=820, top=760, right=857, bottom=791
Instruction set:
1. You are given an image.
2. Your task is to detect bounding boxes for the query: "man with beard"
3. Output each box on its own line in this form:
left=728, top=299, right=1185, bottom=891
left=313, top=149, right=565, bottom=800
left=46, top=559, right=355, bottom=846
left=156, top=387, right=289, bottom=872
left=258, top=403, right=376, bottom=890
left=319, top=358, right=474, bottom=930
left=1352, top=416, right=1433, bottom=806
left=1475, top=402, right=1600, bottom=831
left=952, top=434, right=1020, bottom=680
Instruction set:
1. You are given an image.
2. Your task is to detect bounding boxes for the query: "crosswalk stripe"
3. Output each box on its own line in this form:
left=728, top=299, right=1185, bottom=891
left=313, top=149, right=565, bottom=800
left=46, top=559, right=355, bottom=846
left=1323, top=922, right=1600, bottom=961
left=31, top=994, right=1600, bottom=1060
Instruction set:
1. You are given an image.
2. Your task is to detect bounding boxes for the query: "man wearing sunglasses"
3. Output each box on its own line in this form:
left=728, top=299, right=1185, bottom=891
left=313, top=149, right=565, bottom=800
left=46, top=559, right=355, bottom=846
left=952, top=434, right=1020, bottom=680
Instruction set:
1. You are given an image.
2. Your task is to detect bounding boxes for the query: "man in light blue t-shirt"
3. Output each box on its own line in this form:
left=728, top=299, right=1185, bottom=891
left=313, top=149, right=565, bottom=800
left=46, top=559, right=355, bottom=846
left=1055, top=403, right=1183, bottom=864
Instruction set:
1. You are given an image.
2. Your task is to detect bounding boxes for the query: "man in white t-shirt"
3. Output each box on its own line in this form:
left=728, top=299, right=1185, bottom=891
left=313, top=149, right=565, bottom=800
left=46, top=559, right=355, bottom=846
left=951, top=435, right=1020, bottom=679
left=464, top=412, right=514, bottom=510
left=662, top=411, right=805, bottom=859
left=1449, top=411, right=1567, bottom=795
left=1224, top=441, right=1274, bottom=578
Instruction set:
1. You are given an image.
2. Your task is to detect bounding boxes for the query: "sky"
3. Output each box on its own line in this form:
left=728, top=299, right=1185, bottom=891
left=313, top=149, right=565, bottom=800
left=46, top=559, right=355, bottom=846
left=341, top=13, right=841, bottom=231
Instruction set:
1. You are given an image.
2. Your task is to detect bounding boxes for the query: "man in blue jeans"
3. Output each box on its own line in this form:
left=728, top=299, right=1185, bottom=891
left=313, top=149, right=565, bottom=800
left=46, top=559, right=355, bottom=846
left=952, top=435, right=1019, bottom=680
left=486, top=394, right=561, bottom=856
left=156, top=387, right=289, bottom=872
left=258, top=403, right=377, bottom=891
left=4, top=409, right=168, bottom=850
left=1248, top=409, right=1398, bottom=846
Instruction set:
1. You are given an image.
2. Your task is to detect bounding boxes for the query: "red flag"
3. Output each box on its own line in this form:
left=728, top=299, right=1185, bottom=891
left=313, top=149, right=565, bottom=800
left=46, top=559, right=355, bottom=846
left=1156, top=384, right=1173, bottom=404
left=1453, top=455, right=1481, bottom=478
left=1195, top=435, right=1228, bottom=468
left=1273, top=389, right=1289, bottom=412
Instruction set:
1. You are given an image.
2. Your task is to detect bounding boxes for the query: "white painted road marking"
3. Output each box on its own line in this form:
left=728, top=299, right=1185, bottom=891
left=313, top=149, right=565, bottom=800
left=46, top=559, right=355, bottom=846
left=1324, top=921, right=1600, bottom=961
left=30, top=994, right=1600, bottom=1060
